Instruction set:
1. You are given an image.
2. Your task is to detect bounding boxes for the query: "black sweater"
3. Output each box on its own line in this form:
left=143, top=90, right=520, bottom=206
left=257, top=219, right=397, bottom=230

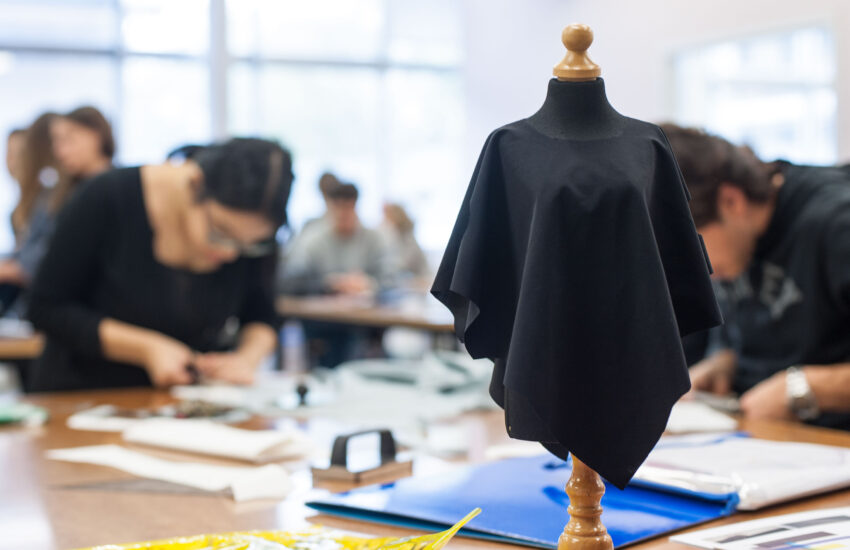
left=28, top=167, right=279, bottom=392
left=717, top=163, right=850, bottom=429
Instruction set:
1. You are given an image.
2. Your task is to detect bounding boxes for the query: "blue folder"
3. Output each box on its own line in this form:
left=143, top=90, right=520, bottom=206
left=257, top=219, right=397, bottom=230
left=307, top=454, right=739, bottom=549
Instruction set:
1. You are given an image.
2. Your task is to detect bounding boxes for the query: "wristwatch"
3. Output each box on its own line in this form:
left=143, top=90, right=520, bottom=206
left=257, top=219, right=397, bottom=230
left=786, top=366, right=820, bottom=421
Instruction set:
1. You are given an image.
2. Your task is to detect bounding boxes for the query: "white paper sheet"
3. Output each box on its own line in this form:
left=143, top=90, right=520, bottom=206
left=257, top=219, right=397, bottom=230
left=635, top=435, right=850, bottom=510
left=67, top=405, right=149, bottom=432
left=47, top=444, right=292, bottom=501
left=665, top=401, right=738, bottom=433
left=171, top=353, right=497, bottom=457
left=672, top=506, right=850, bottom=550
left=122, top=419, right=313, bottom=463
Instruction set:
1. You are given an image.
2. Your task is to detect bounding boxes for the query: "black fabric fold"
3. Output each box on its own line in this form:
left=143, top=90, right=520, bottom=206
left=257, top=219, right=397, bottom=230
left=432, top=107, right=722, bottom=489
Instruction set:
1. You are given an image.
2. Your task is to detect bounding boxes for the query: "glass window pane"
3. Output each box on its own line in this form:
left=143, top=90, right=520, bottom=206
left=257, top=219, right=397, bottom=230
left=0, top=0, right=118, bottom=49
left=387, top=0, right=464, bottom=66
left=674, top=27, right=837, bottom=165
left=0, top=52, right=117, bottom=251
left=228, top=63, right=381, bottom=228
left=227, top=0, right=385, bottom=61
left=385, top=69, right=465, bottom=250
left=121, top=0, right=210, bottom=55
left=121, top=58, right=211, bottom=165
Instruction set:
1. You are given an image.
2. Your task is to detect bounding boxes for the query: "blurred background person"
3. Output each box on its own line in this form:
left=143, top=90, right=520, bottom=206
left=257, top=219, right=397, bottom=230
left=279, top=171, right=340, bottom=271
left=279, top=182, right=392, bottom=296
left=299, top=171, right=340, bottom=233
left=0, top=113, right=60, bottom=315
left=5, top=129, right=26, bottom=209
left=378, top=203, right=430, bottom=283
left=278, top=181, right=394, bottom=367
left=27, top=138, right=293, bottom=392
left=0, top=107, right=115, bottom=316
left=49, top=105, right=115, bottom=207
left=663, top=124, right=850, bottom=429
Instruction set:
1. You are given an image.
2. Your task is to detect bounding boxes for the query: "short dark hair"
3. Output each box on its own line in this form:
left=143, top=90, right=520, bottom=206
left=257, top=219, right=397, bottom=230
left=194, top=138, right=294, bottom=228
left=660, top=124, right=778, bottom=227
left=327, top=182, right=359, bottom=202
left=318, top=172, right=341, bottom=197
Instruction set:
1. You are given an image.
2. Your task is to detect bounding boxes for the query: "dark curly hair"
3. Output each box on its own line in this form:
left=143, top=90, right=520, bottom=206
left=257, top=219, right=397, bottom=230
left=193, top=138, right=294, bottom=228
left=659, top=124, right=779, bottom=227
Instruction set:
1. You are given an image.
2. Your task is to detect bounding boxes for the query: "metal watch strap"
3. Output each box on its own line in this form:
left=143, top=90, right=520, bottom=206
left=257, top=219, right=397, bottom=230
left=786, top=366, right=820, bottom=421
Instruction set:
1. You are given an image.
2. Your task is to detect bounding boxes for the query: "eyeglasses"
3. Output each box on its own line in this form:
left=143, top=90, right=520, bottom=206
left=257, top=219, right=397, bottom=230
left=205, top=206, right=276, bottom=258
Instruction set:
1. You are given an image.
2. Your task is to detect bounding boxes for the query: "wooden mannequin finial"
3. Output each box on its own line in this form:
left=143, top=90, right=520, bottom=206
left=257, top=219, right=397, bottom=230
left=553, top=24, right=601, bottom=82
left=558, top=455, right=613, bottom=550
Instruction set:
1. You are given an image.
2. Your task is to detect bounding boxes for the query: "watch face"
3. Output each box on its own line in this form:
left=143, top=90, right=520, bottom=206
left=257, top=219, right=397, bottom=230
left=787, top=368, right=819, bottom=421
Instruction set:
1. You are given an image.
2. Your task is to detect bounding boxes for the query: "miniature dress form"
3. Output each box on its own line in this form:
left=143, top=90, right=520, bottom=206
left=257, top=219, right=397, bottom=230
left=431, top=75, right=722, bottom=489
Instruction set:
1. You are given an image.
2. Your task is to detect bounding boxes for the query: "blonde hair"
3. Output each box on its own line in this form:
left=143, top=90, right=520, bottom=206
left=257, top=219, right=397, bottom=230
left=384, top=203, right=414, bottom=234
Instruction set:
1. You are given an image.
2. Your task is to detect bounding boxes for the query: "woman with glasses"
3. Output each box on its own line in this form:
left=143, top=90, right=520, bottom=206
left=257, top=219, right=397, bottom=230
left=27, top=138, right=293, bottom=392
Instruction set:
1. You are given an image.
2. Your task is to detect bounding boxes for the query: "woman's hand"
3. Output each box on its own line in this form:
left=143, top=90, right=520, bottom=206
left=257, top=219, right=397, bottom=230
left=194, top=351, right=262, bottom=385
left=143, top=335, right=196, bottom=387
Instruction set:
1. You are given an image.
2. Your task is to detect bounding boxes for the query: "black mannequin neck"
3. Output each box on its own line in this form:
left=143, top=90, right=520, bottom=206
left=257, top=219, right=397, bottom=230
left=526, top=78, right=626, bottom=140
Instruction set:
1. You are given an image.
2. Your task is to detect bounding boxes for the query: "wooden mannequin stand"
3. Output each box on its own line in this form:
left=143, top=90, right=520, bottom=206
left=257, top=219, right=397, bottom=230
left=559, top=456, right=613, bottom=550
left=554, top=24, right=613, bottom=550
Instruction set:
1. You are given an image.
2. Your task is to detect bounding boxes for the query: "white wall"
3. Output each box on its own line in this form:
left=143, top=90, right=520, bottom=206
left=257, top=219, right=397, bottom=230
left=462, top=0, right=572, bottom=170
left=463, top=0, right=850, bottom=164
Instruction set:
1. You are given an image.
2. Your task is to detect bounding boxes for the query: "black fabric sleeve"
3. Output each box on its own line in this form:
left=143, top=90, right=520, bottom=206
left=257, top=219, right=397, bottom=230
left=652, top=128, right=724, bottom=337
left=431, top=130, right=510, bottom=359
left=27, top=177, right=113, bottom=356
left=239, top=253, right=281, bottom=330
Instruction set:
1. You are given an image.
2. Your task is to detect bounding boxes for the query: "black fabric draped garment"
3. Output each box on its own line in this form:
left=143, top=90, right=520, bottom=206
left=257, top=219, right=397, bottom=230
left=432, top=78, right=723, bottom=489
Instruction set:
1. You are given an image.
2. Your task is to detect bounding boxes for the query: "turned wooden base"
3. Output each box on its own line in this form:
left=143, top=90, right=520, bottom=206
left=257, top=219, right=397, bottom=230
left=558, top=455, right=614, bottom=550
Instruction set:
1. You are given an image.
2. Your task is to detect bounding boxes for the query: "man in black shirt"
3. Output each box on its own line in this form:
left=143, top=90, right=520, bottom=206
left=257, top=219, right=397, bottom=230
left=662, top=124, right=850, bottom=429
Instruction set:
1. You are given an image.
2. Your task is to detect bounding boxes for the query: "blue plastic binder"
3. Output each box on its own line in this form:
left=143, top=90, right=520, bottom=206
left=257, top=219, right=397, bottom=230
left=307, top=454, right=739, bottom=549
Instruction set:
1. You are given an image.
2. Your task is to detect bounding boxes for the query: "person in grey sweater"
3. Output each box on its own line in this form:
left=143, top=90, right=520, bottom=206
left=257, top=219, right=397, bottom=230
left=279, top=182, right=393, bottom=296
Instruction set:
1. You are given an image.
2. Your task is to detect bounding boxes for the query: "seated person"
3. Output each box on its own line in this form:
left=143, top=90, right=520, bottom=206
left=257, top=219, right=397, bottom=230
left=0, top=107, right=115, bottom=316
left=5, top=128, right=26, bottom=220
left=0, top=114, right=60, bottom=314
left=377, top=203, right=430, bottom=283
left=299, top=171, right=341, bottom=234
left=278, top=182, right=392, bottom=367
left=662, top=124, right=850, bottom=428
left=279, top=182, right=392, bottom=296
left=27, top=138, right=293, bottom=391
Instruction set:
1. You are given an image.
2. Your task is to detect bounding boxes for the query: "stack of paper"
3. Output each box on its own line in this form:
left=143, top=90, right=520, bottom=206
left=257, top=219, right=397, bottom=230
left=665, top=401, right=737, bottom=433
left=47, top=445, right=292, bottom=501
left=635, top=434, right=850, bottom=510
left=122, top=419, right=313, bottom=463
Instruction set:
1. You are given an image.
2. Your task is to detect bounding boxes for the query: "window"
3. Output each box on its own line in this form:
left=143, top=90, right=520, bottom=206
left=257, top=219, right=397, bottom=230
left=0, top=0, right=211, bottom=250
left=120, top=58, right=210, bottom=165
left=226, top=0, right=466, bottom=249
left=674, top=27, right=837, bottom=165
left=0, top=0, right=465, bottom=253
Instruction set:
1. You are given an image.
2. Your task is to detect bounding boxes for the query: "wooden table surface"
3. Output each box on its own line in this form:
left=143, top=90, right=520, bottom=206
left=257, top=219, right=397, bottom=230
left=5, top=387, right=850, bottom=550
left=277, top=295, right=455, bottom=333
